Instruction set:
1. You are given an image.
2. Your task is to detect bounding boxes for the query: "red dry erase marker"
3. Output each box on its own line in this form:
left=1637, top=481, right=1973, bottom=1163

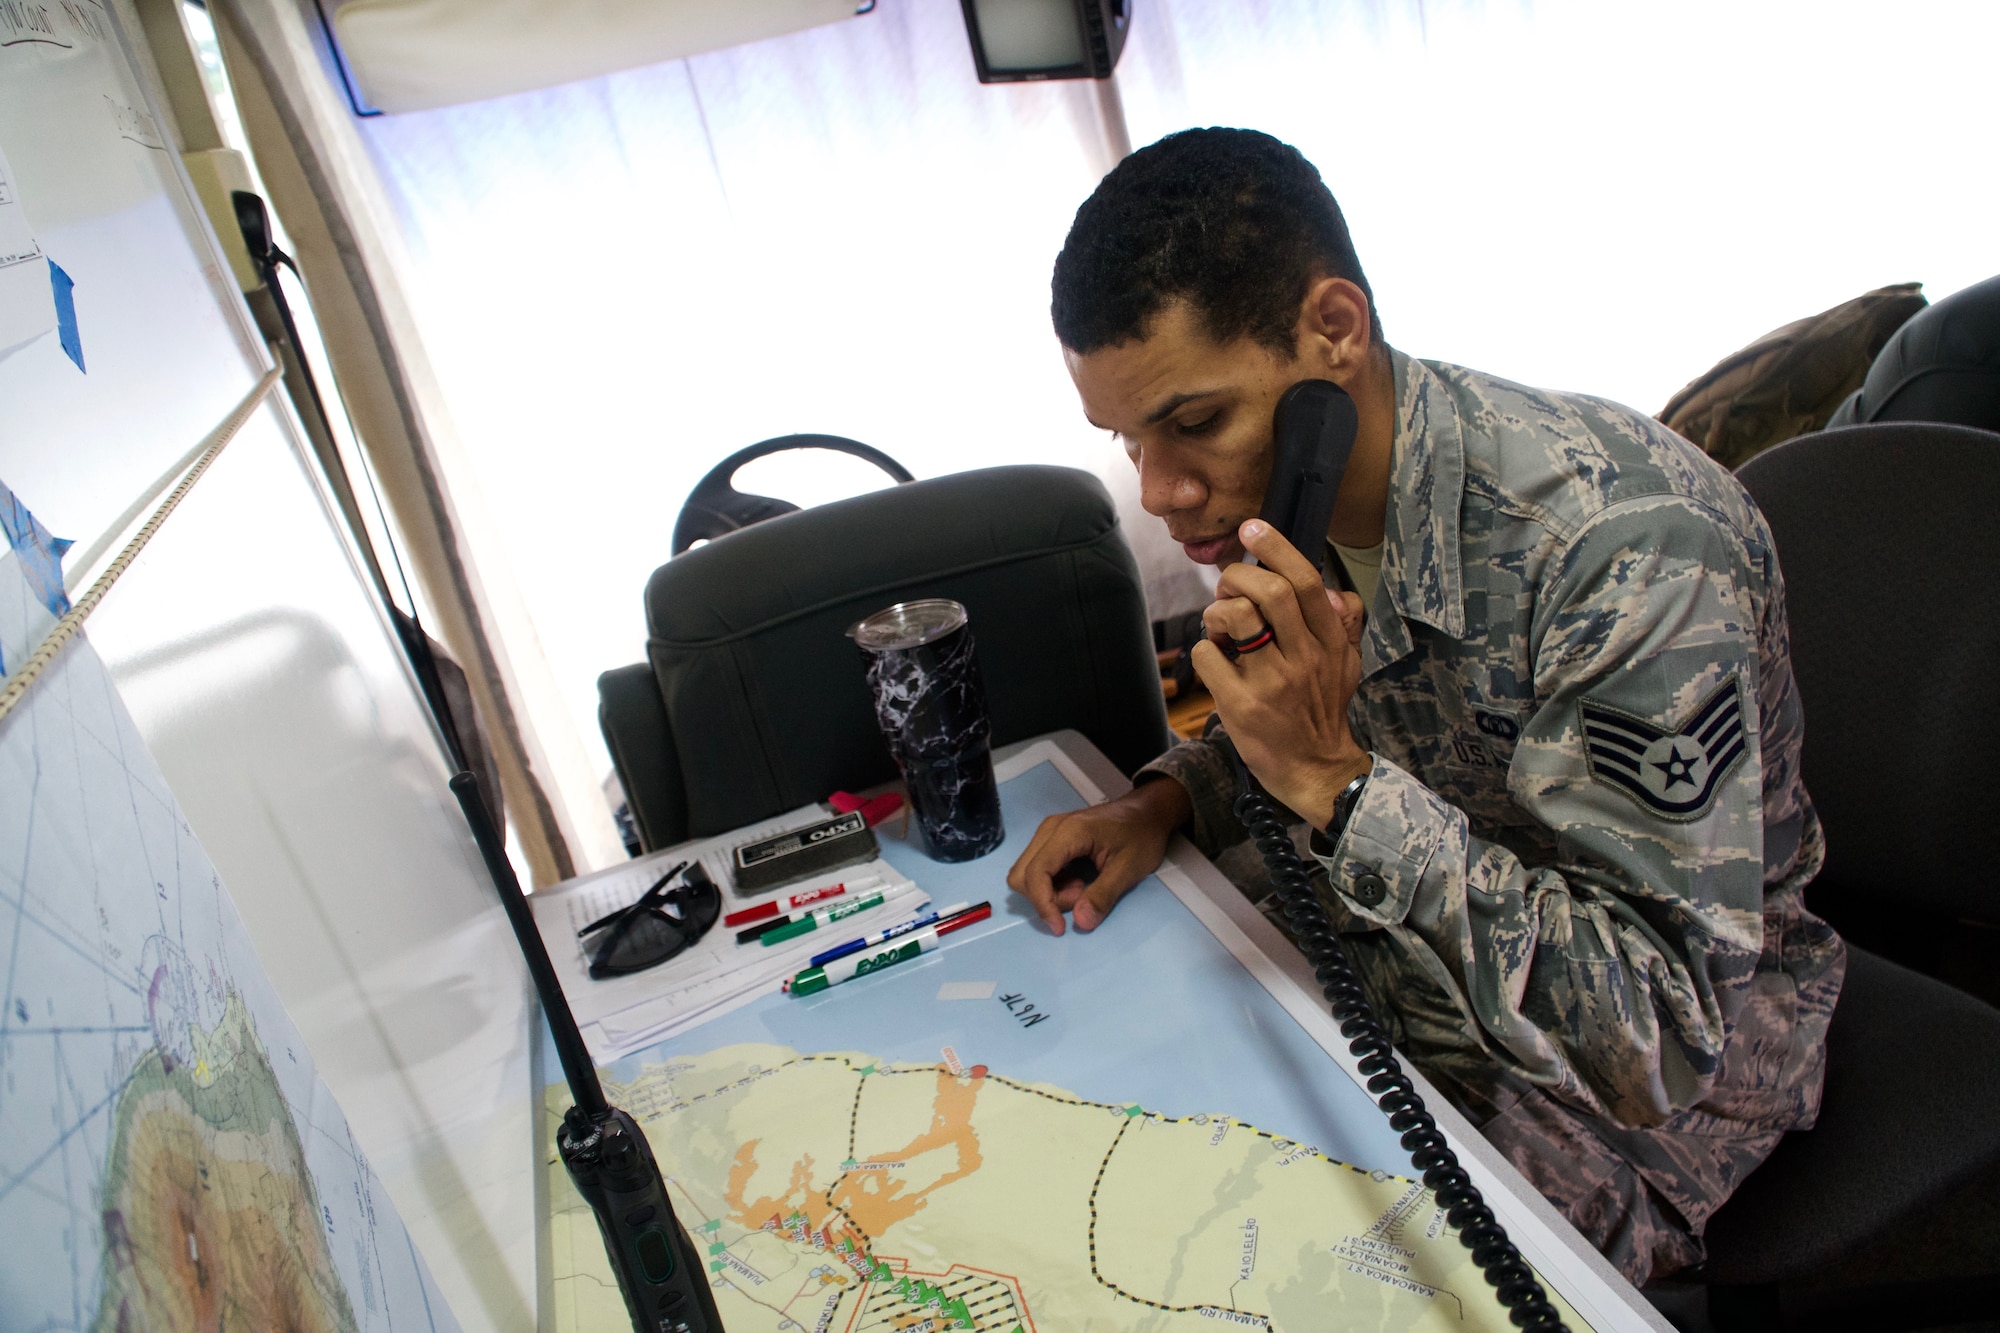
left=723, top=901, right=780, bottom=929
left=722, top=876, right=883, bottom=929
left=935, top=902, right=992, bottom=936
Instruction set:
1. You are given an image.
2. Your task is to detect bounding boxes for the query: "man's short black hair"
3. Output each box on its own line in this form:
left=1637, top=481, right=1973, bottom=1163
left=1051, top=127, right=1382, bottom=355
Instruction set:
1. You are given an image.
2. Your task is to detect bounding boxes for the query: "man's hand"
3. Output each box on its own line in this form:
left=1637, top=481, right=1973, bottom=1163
left=1005, top=777, right=1191, bottom=935
left=1191, top=519, right=1371, bottom=828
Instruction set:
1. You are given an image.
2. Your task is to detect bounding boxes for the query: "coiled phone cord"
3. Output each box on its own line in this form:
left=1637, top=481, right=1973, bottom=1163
left=1232, top=776, right=1570, bottom=1333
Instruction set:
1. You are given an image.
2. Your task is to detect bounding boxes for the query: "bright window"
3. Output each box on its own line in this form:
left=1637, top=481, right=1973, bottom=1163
left=351, top=0, right=1999, bottom=858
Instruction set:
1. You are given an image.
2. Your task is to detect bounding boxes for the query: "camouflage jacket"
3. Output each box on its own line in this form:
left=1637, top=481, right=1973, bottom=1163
left=1143, top=349, right=1846, bottom=1144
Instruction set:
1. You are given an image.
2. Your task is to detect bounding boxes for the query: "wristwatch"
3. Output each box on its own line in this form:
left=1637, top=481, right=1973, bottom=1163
left=1325, top=771, right=1370, bottom=841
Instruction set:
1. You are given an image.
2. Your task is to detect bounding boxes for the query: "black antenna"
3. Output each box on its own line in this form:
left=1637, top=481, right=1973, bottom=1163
left=447, top=773, right=606, bottom=1116
left=233, top=180, right=720, bottom=1329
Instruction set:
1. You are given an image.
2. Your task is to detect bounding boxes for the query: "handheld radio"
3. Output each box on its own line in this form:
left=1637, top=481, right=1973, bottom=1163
left=555, top=1105, right=719, bottom=1333
left=1230, top=380, right=1570, bottom=1333
left=449, top=774, right=726, bottom=1333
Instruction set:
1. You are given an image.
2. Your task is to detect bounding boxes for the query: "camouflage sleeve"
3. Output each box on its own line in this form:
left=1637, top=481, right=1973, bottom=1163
left=1134, top=732, right=1251, bottom=859
left=1314, top=495, right=1770, bottom=1128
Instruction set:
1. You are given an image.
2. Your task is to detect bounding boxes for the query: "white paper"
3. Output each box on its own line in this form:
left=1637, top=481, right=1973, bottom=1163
left=0, top=135, right=54, bottom=361
left=530, top=803, right=926, bottom=1061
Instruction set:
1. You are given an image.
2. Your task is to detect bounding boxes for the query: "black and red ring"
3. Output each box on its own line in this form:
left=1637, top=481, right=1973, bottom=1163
left=1228, top=623, right=1276, bottom=656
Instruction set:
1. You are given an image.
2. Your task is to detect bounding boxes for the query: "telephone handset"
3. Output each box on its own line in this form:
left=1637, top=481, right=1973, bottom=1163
left=1252, top=378, right=1359, bottom=573
left=1228, top=381, right=1570, bottom=1332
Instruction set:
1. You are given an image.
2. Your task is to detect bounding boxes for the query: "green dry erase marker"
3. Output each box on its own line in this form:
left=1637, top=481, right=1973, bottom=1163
left=759, top=887, right=910, bottom=946
left=784, top=903, right=991, bottom=997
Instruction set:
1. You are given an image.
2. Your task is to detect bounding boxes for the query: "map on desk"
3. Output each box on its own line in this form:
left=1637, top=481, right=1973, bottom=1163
left=545, top=746, right=1602, bottom=1333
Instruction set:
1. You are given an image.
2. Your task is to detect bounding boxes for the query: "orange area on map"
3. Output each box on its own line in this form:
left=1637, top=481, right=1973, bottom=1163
left=722, top=1067, right=987, bottom=1251
left=830, top=1068, right=984, bottom=1238
left=721, top=1067, right=989, bottom=1251
left=722, top=1141, right=865, bottom=1253
left=724, top=1141, right=822, bottom=1228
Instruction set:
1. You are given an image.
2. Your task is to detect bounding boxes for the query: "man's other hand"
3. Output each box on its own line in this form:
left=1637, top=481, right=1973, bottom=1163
left=1005, top=778, right=1191, bottom=935
left=1191, top=519, right=1371, bottom=828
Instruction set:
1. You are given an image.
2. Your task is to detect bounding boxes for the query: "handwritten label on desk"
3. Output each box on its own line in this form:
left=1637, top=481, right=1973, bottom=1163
left=999, top=991, right=1050, bottom=1029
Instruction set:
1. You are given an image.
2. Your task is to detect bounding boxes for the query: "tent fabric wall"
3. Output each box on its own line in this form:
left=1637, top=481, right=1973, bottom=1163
left=195, top=0, right=2000, bottom=885
left=206, top=0, right=626, bottom=881
left=334, top=0, right=1191, bottom=829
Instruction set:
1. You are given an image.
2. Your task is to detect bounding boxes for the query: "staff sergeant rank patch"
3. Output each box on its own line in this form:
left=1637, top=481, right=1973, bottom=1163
left=1580, top=676, right=1747, bottom=821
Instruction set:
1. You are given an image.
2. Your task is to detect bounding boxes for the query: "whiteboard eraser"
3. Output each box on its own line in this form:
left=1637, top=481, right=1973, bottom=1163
left=732, top=810, right=878, bottom=894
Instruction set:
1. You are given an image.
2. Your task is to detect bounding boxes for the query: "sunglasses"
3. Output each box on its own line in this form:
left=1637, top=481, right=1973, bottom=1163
left=577, top=861, right=721, bottom=979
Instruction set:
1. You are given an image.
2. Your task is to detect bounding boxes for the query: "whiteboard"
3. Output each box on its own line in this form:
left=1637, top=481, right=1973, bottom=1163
left=0, top=7, right=539, bottom=1331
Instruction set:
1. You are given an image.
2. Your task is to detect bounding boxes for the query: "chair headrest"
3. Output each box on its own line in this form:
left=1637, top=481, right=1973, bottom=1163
left=647, top=464, right=1118, bottom=644
left=1845, top=272, right=2000, bottom=432
left=669, top=434, right=915, bottom=556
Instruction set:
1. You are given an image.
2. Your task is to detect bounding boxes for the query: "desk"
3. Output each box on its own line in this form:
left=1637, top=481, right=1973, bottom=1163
left=538, top=731, right=1668, bottom=1333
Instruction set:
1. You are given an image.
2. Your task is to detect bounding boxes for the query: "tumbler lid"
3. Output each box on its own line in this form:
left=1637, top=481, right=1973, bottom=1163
left=848, top=598, right=968, bottom=651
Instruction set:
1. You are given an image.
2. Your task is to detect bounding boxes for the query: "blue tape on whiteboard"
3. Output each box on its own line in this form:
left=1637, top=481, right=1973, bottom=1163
left=0, top=477, right=73, bottom=617
left=49, top=259, right=82, bottom=372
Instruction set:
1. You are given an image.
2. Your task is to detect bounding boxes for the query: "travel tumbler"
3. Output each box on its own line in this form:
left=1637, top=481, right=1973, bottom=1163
left=849, top=598, right=1005, bottom=861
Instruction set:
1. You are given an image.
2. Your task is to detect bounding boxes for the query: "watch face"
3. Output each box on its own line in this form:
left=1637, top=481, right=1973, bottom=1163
left=1332, top=773, right=1369, bottom=833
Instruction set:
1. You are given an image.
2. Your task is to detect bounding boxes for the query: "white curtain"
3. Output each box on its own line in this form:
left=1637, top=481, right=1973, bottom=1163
left=1114, top=0, right=1999, bottom=410
left=351, top=0, right=1998, bottom=861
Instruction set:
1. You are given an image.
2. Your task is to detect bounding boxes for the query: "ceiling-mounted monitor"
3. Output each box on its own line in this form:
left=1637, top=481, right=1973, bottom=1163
left=960, top=0, right=1129, bottom=82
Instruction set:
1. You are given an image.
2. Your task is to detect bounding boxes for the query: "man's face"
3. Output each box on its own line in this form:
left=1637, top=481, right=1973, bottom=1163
left=1066, top=301, right=1307, bottom=567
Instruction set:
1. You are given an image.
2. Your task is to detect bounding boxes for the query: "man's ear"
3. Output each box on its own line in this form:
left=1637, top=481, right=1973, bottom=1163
left=1296, top=277, right=1376, bottom=384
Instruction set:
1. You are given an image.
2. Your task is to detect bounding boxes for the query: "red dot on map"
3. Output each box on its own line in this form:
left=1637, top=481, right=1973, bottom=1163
left=969, top=1065, right=988, bottom=1079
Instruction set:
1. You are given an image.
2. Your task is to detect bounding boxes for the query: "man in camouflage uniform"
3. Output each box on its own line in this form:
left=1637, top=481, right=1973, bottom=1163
left=1007, top=128, right=1845, bottom=1288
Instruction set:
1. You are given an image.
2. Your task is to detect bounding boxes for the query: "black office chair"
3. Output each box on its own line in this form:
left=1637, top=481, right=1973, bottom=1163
left=599, top=464, right=1171, bottom=851
left=1826, top=273, right=2000, bottom=434
left=1695, top=423, right=2000, bottom=1323
left=1740, top=422, right=2000, bottom=986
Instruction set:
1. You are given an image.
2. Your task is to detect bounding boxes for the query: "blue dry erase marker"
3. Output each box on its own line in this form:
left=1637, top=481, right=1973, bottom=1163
left=785, top=904, right=992, bottom=997
left=808, top=902, right=968, bottom=968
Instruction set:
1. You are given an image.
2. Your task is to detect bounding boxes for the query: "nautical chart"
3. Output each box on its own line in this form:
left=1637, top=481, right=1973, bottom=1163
left=545, top=752, right=1601, bottom=1333
left=0, top=515, right=457, bottom=1332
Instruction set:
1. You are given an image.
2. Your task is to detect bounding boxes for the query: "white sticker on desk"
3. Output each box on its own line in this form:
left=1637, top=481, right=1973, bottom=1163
left=937, top=981, right=996, bottom=1001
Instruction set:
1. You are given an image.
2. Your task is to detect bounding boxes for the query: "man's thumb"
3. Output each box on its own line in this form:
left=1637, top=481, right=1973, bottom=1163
left=1331, top=588, right=1366, bottom=643
left=1072, top=873, right=1132, bottom=933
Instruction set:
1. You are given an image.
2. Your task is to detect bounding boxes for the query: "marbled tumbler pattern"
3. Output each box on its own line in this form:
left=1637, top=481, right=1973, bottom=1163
left=861, top=623, right=1004, bottom=861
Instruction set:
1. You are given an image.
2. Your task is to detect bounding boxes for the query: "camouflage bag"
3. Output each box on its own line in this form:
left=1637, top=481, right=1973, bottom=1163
left=1659, top=282, right=1926, bottom=468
